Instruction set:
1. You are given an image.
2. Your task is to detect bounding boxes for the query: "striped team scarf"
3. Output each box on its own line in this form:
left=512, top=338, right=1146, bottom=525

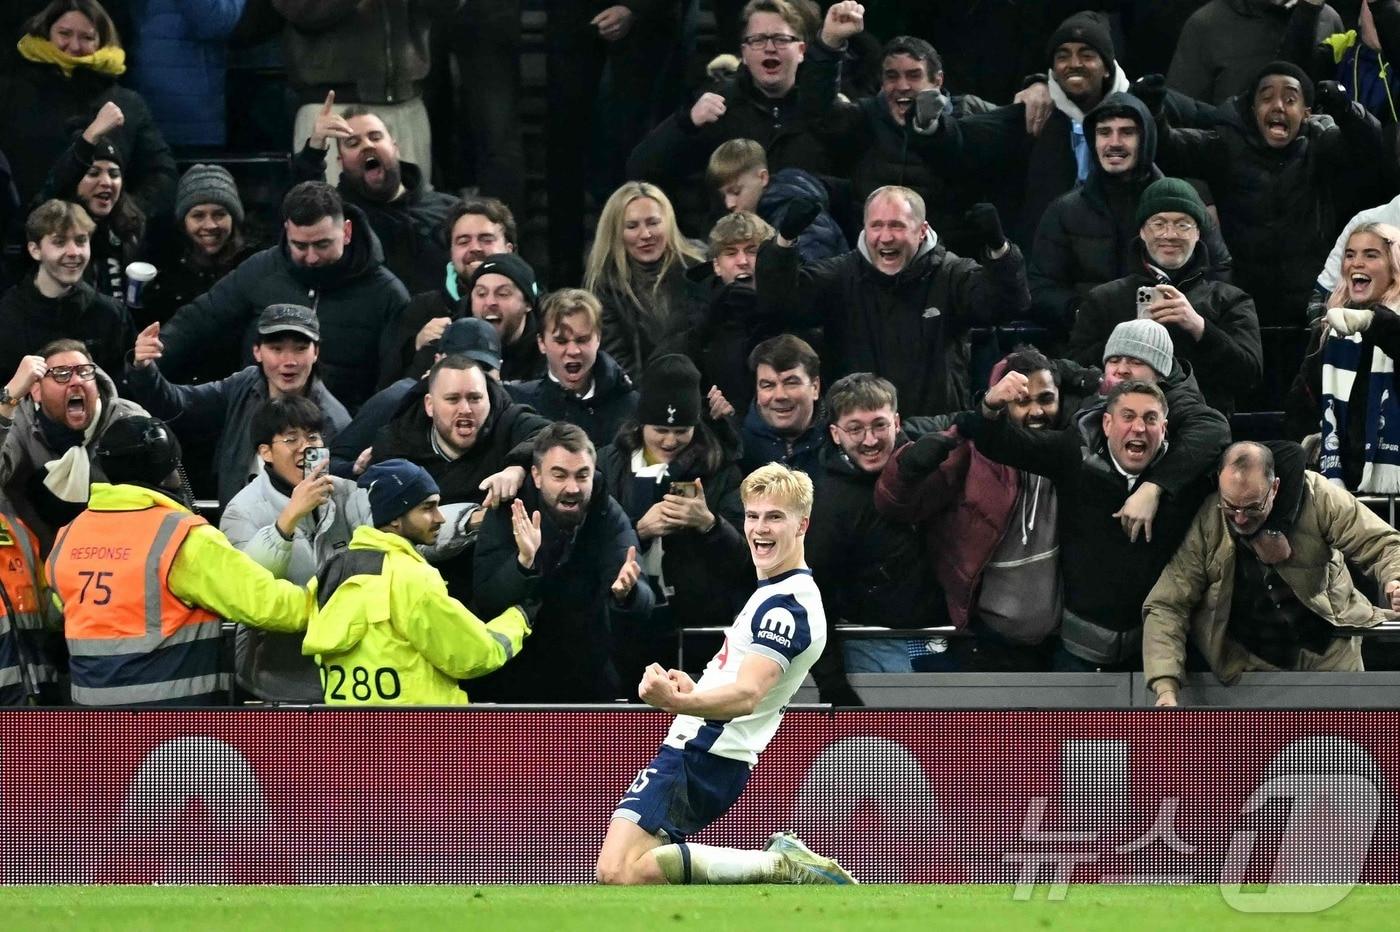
left=1319, top=330, right=1400, bottom=492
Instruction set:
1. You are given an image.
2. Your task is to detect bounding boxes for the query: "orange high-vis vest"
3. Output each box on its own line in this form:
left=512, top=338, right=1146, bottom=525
left=0, top=508, right=53, bottom=703
left=48, top=505, right=223, bottom=706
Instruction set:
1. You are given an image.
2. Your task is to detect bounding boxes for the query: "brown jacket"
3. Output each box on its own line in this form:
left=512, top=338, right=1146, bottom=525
left=1143, top=471, right=1400, bottom=691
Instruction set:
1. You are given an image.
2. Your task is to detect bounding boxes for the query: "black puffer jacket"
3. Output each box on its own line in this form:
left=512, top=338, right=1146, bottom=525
left=755, top=229, right=1030, bottom=417
left=158, top=202, right=410, bottom=410
left=1157, top=89, right=1384, bottom=326
left=505, top=350, right=639, bottom=448
left=1068, top=240, right=1262, bottom=418
left=0, top=277, right=133, bottom=384
left=292, top=146, right=458, bottom=295
left=625, top=67, right=839, bottom=185
left=1029, top=93, right=1234, bottom=330
left=0, top=59, right=176, bottom=216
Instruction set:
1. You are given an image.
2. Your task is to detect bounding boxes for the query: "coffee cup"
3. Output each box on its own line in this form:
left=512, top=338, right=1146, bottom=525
left=125, top=261, right=158, bottom=308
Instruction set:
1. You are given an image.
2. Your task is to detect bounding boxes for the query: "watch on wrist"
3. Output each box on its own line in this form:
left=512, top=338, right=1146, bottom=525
left=0, top=386, right=14, bottom=407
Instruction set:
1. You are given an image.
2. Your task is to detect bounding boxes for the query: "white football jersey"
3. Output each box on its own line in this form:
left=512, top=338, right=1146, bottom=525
left=663, top=567, right=827, bottom=765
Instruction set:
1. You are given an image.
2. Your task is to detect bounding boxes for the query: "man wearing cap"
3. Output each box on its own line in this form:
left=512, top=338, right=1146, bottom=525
left=1068, top=178, right=1262, bottom=417
left=302, top=458, right=534, bottom=706
left=127, top=303, right=352, bottom=507
left=293, top=104, right=458, bottom=295
left=1030, top=94, right=1236, bottom=330
left=332, top=316, right=503, bottom=478
left=1153, top=61, right=1385, bottom=325
left=158, top=182, right=410, bottom=410
left=48, top=415, right=311, bottom=706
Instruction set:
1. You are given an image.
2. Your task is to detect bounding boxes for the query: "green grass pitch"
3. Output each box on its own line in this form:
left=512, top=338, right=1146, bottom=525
left=5, top=885, right=1399, bottom=931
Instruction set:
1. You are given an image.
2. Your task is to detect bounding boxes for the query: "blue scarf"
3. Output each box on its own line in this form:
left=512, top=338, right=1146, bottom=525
left=1318, top=331, right=1400, bottom=491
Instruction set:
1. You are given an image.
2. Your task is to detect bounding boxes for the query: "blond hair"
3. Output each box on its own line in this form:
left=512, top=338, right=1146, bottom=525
left=1328, top=222, right=1400, bottom=311
left=741, top=462, right=814, bottom=519
left=706, top=138, right=767, bottom=189
left=539, top=288, right=602, bottom=338
left=709, top=211, right=774, bottom=257
left=584, top=181, right=703, bottom=314
left=741, top=0, right=810, bottom=40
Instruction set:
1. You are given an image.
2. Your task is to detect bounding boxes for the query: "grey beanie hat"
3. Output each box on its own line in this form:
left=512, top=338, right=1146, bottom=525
left=175, top=163, right=245, bottom=225
left=1104, top=318, right=1174, bottom=378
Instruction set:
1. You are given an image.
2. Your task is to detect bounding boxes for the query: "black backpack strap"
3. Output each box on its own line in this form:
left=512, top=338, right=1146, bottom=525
left=315, top=550, right=387, bottom=609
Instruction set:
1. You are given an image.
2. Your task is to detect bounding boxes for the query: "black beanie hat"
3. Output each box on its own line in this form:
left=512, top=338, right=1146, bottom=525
left=636, top=354, right=702, bottom=428
left=1046, top=11, right=1116, bottom=82
left=89, top=134, right=124, bottom=169
left=467, top=253, right=540, bottom=308
left=1251, top=60, right=1314, bottom=107
left=95, top=416, right=182, bottom=486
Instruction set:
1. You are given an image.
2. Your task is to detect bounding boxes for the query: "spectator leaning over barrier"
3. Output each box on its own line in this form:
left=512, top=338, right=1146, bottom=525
left=0, top=339, right=148, bottom=554
left=220, top=395, right=373, bottom=703
left=757, top=185, right=1029, bottom=418
left=157, top=181, right=409, bottom=411
left=738, top=335, right=826, bottom=478
left=293, top=100, right=459, bottom=296
left=471, top=422, right=653, bottom=702
left=506, top=288, right=638, bottom=448
left=1030, top=94, right=1235, bottom=332
left=1145, top=440, right=1400, bottom=707
left=393, top=197, right=518, bottom=380
left=875, top=348, right=1065, bottom=673
left=48, top=415, right=310, bottom=706
left=126, top=303, right=351, bottom=508
left=0, top=199, right=133, bottom=384
left=302, top=458, right=534, bottom=706
left=960, top=376, right=1219, bottom=672
left=1068, top=178, right=1263, bottom=418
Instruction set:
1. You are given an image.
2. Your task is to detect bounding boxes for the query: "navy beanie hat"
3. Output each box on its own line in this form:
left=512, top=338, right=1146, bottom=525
left=358, top=459, right=440, bottom=527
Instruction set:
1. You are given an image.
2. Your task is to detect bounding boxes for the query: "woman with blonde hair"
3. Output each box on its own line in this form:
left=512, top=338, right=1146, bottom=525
left=0, top=0, right=176, bottom=215
left=1286, top=222, right=1400, bottom=490
left=584, top=181, right=705, bottom=381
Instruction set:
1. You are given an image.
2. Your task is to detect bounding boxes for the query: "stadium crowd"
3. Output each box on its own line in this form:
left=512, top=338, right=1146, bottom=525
left=5, top=0, right=1400, bottom=709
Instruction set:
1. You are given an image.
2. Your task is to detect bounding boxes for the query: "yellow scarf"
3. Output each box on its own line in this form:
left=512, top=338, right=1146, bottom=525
left=16, top=34, right=125, bottom=78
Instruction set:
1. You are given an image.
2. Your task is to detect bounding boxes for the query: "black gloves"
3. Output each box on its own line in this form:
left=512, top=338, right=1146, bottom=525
left=964, top=203, right=1006, bottom=255
left=914, top=88, right=948, bottom=129
left=898, top=431, right=960, bottom=481
left=1131, top=74, right=1167, bottom=119
left=518, top=597, right=543, bottom=629
left=777, top=196, right=822, bottom=241
left=1314, top=80, right=1349, bottom=117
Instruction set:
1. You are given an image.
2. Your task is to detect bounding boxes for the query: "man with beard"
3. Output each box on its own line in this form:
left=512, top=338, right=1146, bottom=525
left=1149, top=62, right=1385, bottom=325
left=0, top=200, right=133, bottom=383
left=393, top=197, right=518, bottom=380
left=876, top=349, right=1065, bottom=672
left=294, top=101, right=458, bottom=295
left=1030, top=94, right=1235, bottom=330
left=1145, top=441, right=1400, bottom=707
left=369, top=354, right=551, bottom=599
left=507, top=288, right=638, bottom=446
left=0, top=340, right=148, bottom=553
left=805, top=373, right=942, bottom=685
left=471, top=422, right=653, bottom=701
left=756, top=184, right=1029, bottom=418
left=464, top=253, right=544, bottom=381
left=961, top=377, right=1219, bottom=671
left=1068, top=179, right=1262, bottom=417
left=158, top=182, right=409, bottom=411
left=301, top=458, right=535, bottom=706
left=126, top=304, right=352, bottom=507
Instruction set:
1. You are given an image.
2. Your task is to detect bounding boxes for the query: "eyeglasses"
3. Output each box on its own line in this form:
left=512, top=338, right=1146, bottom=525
left=740, top=33, right=800, bottom=50
left=1146, top=218, right=1198, bottom=236
left=1218, top=499, right=1269, bottom=519
left=45, top=364, right=97, bottom=383
left=271, top=433, right=323, bottom=449
left=834, top=420, right=894, bottom=441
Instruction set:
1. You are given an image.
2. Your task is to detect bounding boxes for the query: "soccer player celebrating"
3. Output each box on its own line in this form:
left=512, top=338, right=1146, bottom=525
left=595, top=463, right=855, bottom=885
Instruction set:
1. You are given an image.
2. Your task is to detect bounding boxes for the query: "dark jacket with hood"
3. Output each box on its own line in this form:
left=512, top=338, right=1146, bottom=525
left=158, top=202, right=410, bottom=411
left=1069, top=239, right=1263, bottom=418
left=506, top=350, right=639, bottom=448
left=596, top=421, right=749, bottom=634
left=1169, top=0, right=1343, bottom=105
left=0, top=278, right=133, bottom=386
left=1157, top=86, right=1385, bottom=326
left=755, top=228, right=1030, bottom=418
left=757, top=167, right=847, bottom=263
left=1029, top=93, right=1235, bottom=330
left=292, top=145, right=458, bottom=295
left=625, top=66, right=839, bottom=185
left=470, top=470, right=655, bottom=702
